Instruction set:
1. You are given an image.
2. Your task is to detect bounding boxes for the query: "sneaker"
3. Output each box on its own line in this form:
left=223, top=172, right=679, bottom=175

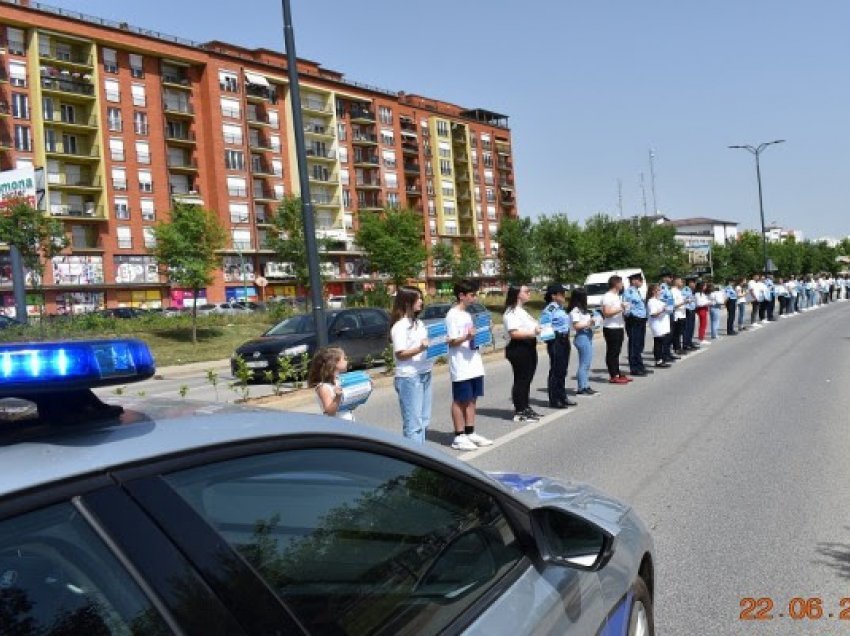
left=513, top=411, right=538, bottom=423
left=466, top=432, right=493, bottom=447
left=579, top=387, right=599, bottom=396
left=609, top=376, right=629, bottom=385
left=655, top=361, right=671, bottom=368
left=524, top=407, right=544, bottom=418
left=618, top=374, right=633, bottom=382
left=451, top=434, right=478, bottom=451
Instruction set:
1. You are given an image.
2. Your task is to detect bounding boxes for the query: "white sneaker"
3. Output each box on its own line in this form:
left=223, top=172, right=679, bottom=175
left=451, top=434, right=478, bottom=451
left=466, top=432, right=493, bottom=447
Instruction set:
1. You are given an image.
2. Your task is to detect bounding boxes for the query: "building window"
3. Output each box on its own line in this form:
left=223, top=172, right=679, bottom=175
left=439, top=159, right=452, bottom=176
left=135, top=141, right=150, bottom=164
left=129, top=54, right=144, bottom=78
left=109, top=138, right=124, bottom=162
left=220, top=97, right=241, bottom=119
left=6, top=27, right=25, bottom=55
left=436, top=120, right=449, bottom=137
left=131, top=85, right=146, bottom=107
left=483, top=152, right=493, bottom=168
left=114, top=197, right=130, bottom=220
left=11, top=93, right=29, bottom=119
left=14, top=125, right=32, bottom=152
left=231, top=229, right=251, bottom=250
left=441, top=180, right=454, bottom=197
left=143, top=227, right=156, bottom=248
left=379, top=106, right=393, bottom=125
left=338, top=147, right=348, bottom=164
left=337, top=122, right=347, bottom=141
left=381, top=129, right=394, bottom=146
left=104, top=78, right=120, bottom=102
left=138, top=170, right=153, bottom=193
left=141, top=198, right=155, bottom=221
left=387, top=192, right=400, bottom=208
left=107, top=107, right=122, bottom=131
left=133, top=111, right=149, bottom=135
left=227, top=177, right=247, bottom=197
left=223, top=123, right=243, bottom=145
left=229, top=203, right=250, bottom=224
left=438, top=142, right=451, bottom=159
left=117, top=226, right=133, bottom=249
left=9, top=61, right=27, bottom=87
left=342, top=189, right=352, bottom=210
left=219, top=70, right=239, bottom=93
left=225, top=150, right=245, bottom=171
left=112, top=167, right=127, bottom=191
left=103, top=48, right=118, bottom=73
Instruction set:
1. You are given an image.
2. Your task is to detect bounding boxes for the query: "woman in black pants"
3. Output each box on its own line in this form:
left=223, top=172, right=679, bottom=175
left=503, top=284, right=542, bottom=423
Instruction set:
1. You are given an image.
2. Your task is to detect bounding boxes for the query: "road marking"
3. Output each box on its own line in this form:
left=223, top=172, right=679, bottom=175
left=458, top=408, right=575, bottom=461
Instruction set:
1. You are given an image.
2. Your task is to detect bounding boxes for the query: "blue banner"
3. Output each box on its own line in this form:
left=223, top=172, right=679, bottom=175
left=473, top=312, right=493, bottom=348
left=426, top=321, right=449, bottom=359
left=338, top=370, right=372, bottom=411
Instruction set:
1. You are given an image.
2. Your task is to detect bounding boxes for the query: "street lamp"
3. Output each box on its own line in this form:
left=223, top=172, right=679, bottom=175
left=728, top=140, right=785, bottom=275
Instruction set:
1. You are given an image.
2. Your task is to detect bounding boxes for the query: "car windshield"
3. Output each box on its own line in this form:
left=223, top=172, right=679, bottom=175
left=585, top=283, right=609, bottom=297
left=420, top=305, right=451, bottom=320
left=265, top=312, right=340, bottom=336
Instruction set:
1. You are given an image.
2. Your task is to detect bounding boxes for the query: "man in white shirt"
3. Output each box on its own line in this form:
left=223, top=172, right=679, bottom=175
left=601, top=275, right=630, bottom=384
left=445, top=280, right=492, bottom=451
left=671, top=277, right=687, bottom=354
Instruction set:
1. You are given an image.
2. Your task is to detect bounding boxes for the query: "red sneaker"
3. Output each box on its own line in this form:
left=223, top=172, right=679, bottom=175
left=618, top=374, right=633, bottom=382
left=609, top=376, right=629, bottom=384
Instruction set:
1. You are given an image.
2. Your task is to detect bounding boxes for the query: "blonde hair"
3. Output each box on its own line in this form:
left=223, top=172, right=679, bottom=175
left=308, top=347, right=346, bottom=387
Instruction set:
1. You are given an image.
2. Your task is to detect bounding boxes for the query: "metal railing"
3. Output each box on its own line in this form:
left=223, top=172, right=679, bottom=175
left=40, top=77, right=95, bottom=96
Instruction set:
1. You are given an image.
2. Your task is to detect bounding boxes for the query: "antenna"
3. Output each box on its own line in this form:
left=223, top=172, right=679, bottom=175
left=649, top=149, right=658, bottom=215
left=639, top=172, right=648, bottom=217
left=617, top=178, right=623, bottom=218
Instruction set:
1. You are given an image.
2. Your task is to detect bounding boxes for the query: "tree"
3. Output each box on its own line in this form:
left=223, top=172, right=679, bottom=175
left=0, top=198, right=68, bottom=317
left=355, top=208, right=426, bottom=287
left=533, top=214, right=583, bottom=284
left=431, top=241, right=481, bottom=285
left=152, top=202, right=227, bottom=344
left=265, top=195, right=330, bottom=301
left=495, top=217, right=535, bottom=284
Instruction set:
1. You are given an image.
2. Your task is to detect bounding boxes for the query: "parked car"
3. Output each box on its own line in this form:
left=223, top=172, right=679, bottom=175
left=232, top=307, right=390, bottom=380
left=212, top=302, right=253, bottom=316
left=186, top=304, right=218, bottom=316
left=326, top=295, right=346, bottom=309
left=584, top=269, right=647, bottom=310
left=97, top=307, right=148, bottom=320
left=0, top=315, right=17, bottom=329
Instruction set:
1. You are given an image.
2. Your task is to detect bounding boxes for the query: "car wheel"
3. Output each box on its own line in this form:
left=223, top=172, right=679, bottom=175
left=628, top=577, right=654, bottom=636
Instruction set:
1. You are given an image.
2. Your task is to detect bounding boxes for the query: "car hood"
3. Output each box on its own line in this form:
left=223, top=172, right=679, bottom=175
left=235, top=333, right=314, bottom=355
left=488, top=472, right=631, bottom=531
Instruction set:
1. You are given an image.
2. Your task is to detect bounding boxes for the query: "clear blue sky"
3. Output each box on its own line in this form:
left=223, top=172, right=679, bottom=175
left=62, top=0, right=850, bottom=239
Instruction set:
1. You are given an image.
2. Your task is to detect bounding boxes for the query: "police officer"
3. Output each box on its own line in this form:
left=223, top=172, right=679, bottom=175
left=682, top=277, right=697, bottom=350
left=723, top=278, right=738, bottom=335
left=623, top=273, right=649, bottom=376
left=764, top=274, right=776, bottom=321
left=542, top=284, right=575, bottom=409
left=659, top=269, right=678, bottom=362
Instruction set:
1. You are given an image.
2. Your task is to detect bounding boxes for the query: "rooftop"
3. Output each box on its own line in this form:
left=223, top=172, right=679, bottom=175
left=666, top=217, right=738, bottom=227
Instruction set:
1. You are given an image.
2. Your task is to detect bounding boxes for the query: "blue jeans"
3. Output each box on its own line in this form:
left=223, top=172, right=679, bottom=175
left=736, top=303, right=746, bottom=329
left=395, top=372, right=432, bottom=444
left=573, top=331, right=593, bottom=390
left=709, top=306, right=721, bottom=339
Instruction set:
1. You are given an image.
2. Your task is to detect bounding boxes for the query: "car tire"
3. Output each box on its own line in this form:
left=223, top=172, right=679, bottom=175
left=627, top=577, right=654, bottom=636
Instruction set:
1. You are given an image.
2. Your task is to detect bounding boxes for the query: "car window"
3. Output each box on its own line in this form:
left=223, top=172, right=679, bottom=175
left=0, top=502, right=170, bottom=635
left=163, top=449, right=524, bottom=635
left=585, top=283, right=609, bottom=297
left=359, top=309, right=387, bottom=328
left=420, top=305, right=450, bottom=320
left=331, top=312, right=360, bottom=331
left=469, top=303, right=487, bottom=314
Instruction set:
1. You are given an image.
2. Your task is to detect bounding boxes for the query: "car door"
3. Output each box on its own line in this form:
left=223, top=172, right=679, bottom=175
left=357, top=309, right=390, bottom=363
left=122, top=442, right=590, bottom=635
left=327, top=310, right=365, bottom=363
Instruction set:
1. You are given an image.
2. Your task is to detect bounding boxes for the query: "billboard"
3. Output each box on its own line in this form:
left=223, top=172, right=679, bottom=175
left=0, top=167, right=38, bottom=208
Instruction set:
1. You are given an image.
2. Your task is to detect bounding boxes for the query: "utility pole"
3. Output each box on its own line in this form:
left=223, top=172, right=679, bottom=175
left=639, top=172, right=648, bottom=217
left=648, top=149, right=658, bottom=215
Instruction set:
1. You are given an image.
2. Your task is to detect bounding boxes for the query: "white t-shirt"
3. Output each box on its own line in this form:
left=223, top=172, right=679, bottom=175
left=736, top=285, right=747, bottom=304
left=601, top=291, right=625, bottom=329
left=569, top=307, right=592, bottom=332
left=695, top=292, right=710, bottom=308
left=647, top=298, right=671, bottom=337
left=391, top=317, right=433, bottom=377
left=711, top=290, right=727, bottom=306
left=503, top=306, right=537, bottom=338
left=671, top=287, right=686, bottom=320
left=445, top=305, right=485, bottom=382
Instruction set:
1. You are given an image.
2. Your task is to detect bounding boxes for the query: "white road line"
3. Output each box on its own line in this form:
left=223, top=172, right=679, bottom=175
left=457, top=408, right=575, bottom=461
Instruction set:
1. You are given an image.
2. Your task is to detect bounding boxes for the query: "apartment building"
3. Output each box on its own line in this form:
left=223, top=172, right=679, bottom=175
left=0, top=0, right=517, bottom=314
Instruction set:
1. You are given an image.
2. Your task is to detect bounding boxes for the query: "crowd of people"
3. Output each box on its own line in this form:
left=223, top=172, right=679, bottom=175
left=308, top=272, right=847, bottom=451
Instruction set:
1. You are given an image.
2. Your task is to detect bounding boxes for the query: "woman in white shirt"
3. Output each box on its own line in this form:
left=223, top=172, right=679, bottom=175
left=646, top=284, right=671, bottom=368
left=694, top=281, right=710, bottom=343
left=568, top=288, right=597, bottom=395
left=391, top=286, right=433, bottom=443
left=708, top=283, right=726, bottom=340
left=503, top=284, right=542, bottom=422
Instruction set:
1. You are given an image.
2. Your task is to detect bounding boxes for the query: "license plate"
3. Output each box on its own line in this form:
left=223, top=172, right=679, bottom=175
left=246, top=360, right=268, bottom=369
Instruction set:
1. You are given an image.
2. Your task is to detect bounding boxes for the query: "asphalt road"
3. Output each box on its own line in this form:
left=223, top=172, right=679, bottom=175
left=108, top=301, right=850, bottom=634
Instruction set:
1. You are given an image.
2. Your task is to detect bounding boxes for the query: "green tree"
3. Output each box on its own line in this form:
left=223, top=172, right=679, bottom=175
left=533, top=214, right=584, bottom=284
left=152, top=202, right=227, bottom=344
left=265, top=195, right=330, bottom=301
left=431, top=241, right=481, bottom=284
left=495, top=216, right=535, bottom=284
left=355, top=208, right=426, bottom=287
left=0, top=198, right=68, bottom=315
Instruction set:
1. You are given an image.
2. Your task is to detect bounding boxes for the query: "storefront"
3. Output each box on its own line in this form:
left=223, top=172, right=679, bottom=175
left=170, top=288, right=208, bottom=308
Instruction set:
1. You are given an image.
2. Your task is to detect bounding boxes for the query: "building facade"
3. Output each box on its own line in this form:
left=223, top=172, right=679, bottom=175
left=0, top=0, right=517, bottom=314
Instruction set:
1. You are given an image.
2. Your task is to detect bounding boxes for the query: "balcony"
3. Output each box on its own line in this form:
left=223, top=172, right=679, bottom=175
left=162, top=68, right=191, bottom=89
left=304, top=123, right=334, bottom=138
left=41, top=77, right=96, bottom=100
left=251, top=160, right=280, bottom=177
left=246, top=84, right=277, bottom=103
left=312, top=195, right=340, bottom=208
left=351, top=132, right=378, bottom=146
left=70, top=233, right=104, bottom=251
left=43, top=112, right=98, bottom=130
left=350, top=108, right=375, bottom=123
left=405, top=187, right=422, bottom=197
left=49, top=204, right=104, bottom=220
left=499, top=177, right=515, bottom=188
left=358, top=197, right=383, bottom=211
left=355, top=177, right=381, bottom=189
left=253, top=188, right=279, bottom=202
left=248, top=135, right=275, bottom=151
left=353, top=154, right=379, bottom=167
left=228, top=187, right=248, bottom=198
left=403, top=162, right=421, bottom=174
left=401, top=140, right=419, bottom=154
left=247, top=111, right=274, bottom=127
left=306, top=148, right=337, bottom=162
left=301, top=100, right=333, bottom=116
left=498, top=159, right=513, bottom=170
left=165, top=127, right=196, bottom=144
left=0, top=133, right=12, bottom=149
left=310, top=172, right=336, bottom=184
left=48, top=173, right=101, bottom=191
left=39, top=47, right=93, bottom=69
left=0, top=103, right=10, bottom=117
left=167, top=156, right=199, bottom=172
left=163, top=100, right=194, bottom=117
left=45, top=144, right=99, bottom=162
left=170, top=185, right=203, bottom=205
left=500, top=193, right=515, bottom=206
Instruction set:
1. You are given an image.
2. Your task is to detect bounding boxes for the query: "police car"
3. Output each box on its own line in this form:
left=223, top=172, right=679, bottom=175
left=0, top=338, right=655, bottom=635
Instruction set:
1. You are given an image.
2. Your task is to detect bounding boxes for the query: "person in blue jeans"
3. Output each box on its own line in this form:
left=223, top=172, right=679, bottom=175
left=568, top=288, right=598, bottom=396
left=390, top=286, right=433, bottom=443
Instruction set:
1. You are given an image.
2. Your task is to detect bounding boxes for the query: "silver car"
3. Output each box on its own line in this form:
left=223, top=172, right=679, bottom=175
left=0, top=339, right=654, bottom=635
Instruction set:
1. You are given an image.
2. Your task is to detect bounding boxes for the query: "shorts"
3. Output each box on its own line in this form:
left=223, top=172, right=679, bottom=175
left=451, top=376, right=484, bottom=403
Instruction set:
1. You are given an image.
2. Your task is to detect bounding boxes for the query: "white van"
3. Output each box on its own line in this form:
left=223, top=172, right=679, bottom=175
left=583, top=269, right=647, bottom=309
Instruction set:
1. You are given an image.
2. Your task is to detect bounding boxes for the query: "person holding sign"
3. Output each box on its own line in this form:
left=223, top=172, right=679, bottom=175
left=446, top=280, right=493, bottom=451
left=308, top=347, right=355, bottom=421
left=542, top=283, right=574, bottom=409
left=503, top=284, right=542, bottom=422
left=390, top=286, right=433, bottom=444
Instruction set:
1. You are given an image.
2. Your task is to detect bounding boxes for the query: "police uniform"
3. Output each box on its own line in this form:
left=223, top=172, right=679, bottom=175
left=623, top=276, right=648, bottom=374
left=682, top=283, right=697, bottom=349
left=659, top=279, right=676, bottom=361
left=542, top=284, right=573, bottom=408
left=764, top=277, right=776, bottom=320
left=723, top=283, right=738, bottom=335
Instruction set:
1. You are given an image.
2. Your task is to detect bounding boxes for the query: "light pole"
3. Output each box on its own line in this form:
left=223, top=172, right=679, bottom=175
left=728, top=140, right=785, bottom=274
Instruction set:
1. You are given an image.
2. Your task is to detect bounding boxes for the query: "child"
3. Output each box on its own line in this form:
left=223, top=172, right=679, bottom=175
left=308, top=347, right=354, bottom=421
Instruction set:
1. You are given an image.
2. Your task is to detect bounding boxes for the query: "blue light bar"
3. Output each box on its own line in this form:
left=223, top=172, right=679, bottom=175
left=0, top=339, right=156, bottom=395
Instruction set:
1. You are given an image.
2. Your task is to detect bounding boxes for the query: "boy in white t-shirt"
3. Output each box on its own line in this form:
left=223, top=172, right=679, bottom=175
left=445, top=280, right=492, bottom=451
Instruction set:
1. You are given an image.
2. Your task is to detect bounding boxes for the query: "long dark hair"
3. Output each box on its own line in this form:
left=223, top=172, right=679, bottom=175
left=504, top=284, right=524, bottom=311
left=646, top=283, right=660, bottom=300
left=390, top=286, right=423, bottom=326
left=566, top=287, right=588, bottom=312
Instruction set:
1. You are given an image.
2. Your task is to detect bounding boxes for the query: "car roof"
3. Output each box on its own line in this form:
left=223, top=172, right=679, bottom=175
left=0, top=400, right=490, bottom=499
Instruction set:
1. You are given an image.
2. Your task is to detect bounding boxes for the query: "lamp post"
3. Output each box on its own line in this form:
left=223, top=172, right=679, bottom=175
left=728, top=140, right=785, bottom=274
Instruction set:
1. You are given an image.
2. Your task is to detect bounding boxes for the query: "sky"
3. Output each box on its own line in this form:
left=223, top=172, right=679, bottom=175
left=54, top=0, right=850, bottom=239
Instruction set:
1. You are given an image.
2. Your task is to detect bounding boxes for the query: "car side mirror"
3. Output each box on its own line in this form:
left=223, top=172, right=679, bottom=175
left=530, top=507, right=614, bottom=571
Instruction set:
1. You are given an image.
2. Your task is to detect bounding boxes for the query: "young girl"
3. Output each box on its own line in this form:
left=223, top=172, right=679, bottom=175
left=391, top=286, right=433, bottom=443
left=567, top=288, right=597, bottom=396
left=308, top=347, right=354, bottom=421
